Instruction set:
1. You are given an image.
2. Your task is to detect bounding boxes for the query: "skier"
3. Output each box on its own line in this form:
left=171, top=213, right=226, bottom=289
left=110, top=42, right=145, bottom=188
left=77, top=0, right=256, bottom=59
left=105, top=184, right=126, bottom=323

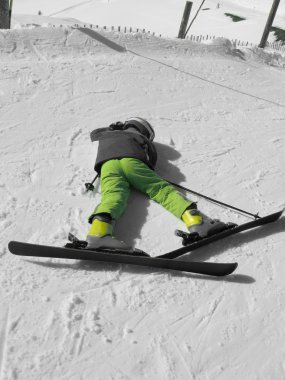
left=87, top=117, right=229, bottom=251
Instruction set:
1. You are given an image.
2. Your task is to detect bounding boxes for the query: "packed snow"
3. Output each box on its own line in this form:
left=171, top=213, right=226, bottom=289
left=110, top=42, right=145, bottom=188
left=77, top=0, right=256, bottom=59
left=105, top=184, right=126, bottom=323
left=1, top=7, right=285, bottom=380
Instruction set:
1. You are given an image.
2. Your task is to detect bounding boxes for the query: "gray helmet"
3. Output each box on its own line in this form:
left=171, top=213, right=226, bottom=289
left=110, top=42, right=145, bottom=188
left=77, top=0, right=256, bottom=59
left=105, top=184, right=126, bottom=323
left=124, top=117, right=155, bottom=141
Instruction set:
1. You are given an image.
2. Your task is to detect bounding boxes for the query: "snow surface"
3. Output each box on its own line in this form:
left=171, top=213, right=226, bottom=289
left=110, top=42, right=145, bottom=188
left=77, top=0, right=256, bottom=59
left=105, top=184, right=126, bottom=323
left=12, top=0, right=285, bottom=43
left=1, top=14, right=285, bottom=380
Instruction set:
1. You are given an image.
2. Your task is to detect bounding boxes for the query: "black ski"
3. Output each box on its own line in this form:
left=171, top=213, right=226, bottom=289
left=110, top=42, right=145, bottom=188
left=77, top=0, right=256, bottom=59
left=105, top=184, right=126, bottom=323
left=7, top=209, right=283, bottom=277
left=159, top=209, right=284, bottom=259
left=8, top=241, right=237, bottom=277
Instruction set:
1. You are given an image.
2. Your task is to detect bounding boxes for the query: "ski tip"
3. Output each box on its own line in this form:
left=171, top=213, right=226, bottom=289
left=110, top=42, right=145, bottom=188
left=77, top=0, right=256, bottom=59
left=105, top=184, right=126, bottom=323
left=275, top=208, right=284, bottom=217
left=229, top=262, right=238, bottom=275
left=8, top=241, right=29, bottom=256
left=8, top=241, right=17, bottom=254
left=218, top=262, right=238, bottom=276
left=270, top=208, right=284, bottom=221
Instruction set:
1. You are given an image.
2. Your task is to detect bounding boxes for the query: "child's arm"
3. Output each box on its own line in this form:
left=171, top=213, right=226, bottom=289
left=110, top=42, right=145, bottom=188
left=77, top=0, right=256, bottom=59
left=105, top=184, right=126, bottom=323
left=144, top=140, right=158, bottom=168
left=90, top=127, right=119, bottom=141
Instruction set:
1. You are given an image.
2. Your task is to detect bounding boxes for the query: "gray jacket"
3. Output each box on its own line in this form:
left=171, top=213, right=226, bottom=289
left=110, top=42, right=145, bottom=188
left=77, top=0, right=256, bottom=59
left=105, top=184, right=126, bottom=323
left=90, top=128, right=157, bottom=174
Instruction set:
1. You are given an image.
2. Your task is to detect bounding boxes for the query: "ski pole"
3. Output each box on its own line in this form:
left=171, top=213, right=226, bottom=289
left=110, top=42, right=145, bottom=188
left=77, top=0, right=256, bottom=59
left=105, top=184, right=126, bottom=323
left=168, top=180, right=260, bottom=219
left=85, top=174, right=98, bottom=192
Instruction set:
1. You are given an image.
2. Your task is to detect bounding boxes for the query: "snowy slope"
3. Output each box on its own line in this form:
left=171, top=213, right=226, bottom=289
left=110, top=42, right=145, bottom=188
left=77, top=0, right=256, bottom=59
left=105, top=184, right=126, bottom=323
left=1, top=24, right=285, bottom=379
left=13, top=0, right=285, bottom=43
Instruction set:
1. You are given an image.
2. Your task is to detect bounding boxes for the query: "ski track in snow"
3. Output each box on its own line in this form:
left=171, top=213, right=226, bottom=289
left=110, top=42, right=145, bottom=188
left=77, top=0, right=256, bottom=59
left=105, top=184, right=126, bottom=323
left=0, top=305, right=10, bottom=380
left=0, top=26, right=285, bottom=379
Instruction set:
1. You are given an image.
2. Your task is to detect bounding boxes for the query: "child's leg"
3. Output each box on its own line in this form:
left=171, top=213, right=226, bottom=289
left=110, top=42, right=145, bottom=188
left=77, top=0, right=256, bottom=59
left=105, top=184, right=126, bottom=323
left=87, top=159, right=132, bottom=250
left=89, top=159, right=130, bottom=222
left=120, top=158, right=194, bottom=219
left=120, top=158, right=229, bottom=238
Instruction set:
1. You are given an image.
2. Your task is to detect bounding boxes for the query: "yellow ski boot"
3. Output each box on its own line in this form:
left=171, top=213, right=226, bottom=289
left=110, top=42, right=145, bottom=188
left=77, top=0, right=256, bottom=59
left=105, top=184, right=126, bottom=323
left=182, top=207, right=229, bottom=239
left=86, top=214, right=133, bottom=252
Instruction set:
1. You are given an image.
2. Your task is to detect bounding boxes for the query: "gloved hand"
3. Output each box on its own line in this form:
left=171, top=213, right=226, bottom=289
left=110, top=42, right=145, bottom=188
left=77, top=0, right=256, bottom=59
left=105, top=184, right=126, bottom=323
left=109, top=121, right=124, bottom=130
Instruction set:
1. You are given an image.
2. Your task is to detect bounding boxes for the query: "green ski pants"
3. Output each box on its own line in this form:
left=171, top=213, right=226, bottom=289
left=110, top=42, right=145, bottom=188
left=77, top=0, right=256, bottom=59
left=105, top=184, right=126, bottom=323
left=92, top=158, right=193, bottom=221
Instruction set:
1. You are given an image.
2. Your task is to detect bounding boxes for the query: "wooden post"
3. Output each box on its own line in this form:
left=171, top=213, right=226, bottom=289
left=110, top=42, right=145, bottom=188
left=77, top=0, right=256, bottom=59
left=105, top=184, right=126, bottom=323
left=184, top=0, right=205, bottom=38
left=178, top=1, right=192, bottom=39
left=9, top=0, right=13, bottom=28
left=259, top=0, right=280, bottom=48
left=0, top=0, right=10, bottom=29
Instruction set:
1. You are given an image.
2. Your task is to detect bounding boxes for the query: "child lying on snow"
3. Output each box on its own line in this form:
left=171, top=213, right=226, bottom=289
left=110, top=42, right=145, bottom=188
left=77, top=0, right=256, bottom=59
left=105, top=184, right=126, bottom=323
left=87, top=117, right=228, bottom=251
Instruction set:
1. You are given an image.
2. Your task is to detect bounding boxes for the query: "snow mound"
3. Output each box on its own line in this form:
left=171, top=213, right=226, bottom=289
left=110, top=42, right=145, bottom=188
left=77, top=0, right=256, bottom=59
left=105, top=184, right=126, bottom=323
left=246, top=46, right=285, bottom=67
left=11, top=14, right=85, bottom=29
left=206, top=37, right=234, bottom=48
left=1, top=26, right=285, bottom=69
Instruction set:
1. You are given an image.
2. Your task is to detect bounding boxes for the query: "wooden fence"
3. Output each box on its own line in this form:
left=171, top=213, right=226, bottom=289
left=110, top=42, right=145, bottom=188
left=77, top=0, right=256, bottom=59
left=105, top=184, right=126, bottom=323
left=186, top=34, right=285, bottom=52
left=49, top=23, right=285, bottom=53
left=73, top=23, right=161, bottom=37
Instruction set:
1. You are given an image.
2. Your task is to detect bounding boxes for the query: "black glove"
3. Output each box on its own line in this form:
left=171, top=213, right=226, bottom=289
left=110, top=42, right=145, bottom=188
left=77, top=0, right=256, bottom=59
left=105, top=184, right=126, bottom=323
left=109, top=121, right=124, bottom=131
